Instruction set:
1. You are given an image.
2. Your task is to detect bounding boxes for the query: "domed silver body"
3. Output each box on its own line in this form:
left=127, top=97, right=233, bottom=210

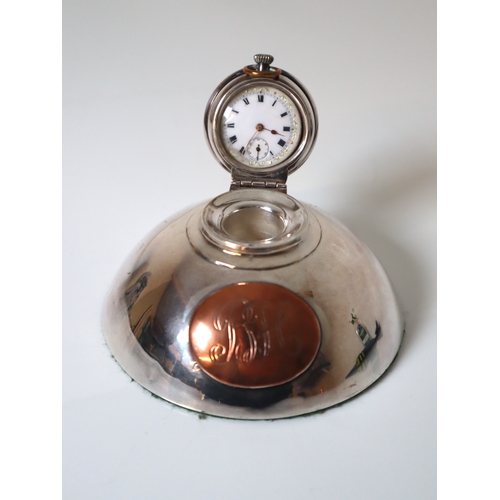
left=103, top=189, right=403, bottom=419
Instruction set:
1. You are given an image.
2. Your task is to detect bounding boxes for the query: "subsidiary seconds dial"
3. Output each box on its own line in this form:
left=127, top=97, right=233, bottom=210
left=220, top=86, right=303, bottom=168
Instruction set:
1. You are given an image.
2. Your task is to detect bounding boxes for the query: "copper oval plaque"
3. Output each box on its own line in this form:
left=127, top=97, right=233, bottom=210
left=189, top=282, right=321, bottom=388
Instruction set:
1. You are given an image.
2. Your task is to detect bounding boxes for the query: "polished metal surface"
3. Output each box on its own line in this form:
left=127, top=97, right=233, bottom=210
left=242, top=57, right=282, bottom=79
left=189, top=282, right=321, bottom=388
left=204, top=56, right=318, bottom=181
left=103, top=54, right=403, bottom=419
left=103, top=190, right=403, bottom=419
left=199, top=189, right=315, bottom=258
left=254, top=54, right=274, bottom=67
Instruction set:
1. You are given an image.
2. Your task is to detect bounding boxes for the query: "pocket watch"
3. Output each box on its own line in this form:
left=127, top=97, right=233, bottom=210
left=205, top=54, right=317, bottom=191
left=103, top=54, right=403, bottom=420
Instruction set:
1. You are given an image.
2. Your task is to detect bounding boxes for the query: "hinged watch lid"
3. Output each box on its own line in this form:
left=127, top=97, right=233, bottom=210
left=204, top=54, right=318, bottom=193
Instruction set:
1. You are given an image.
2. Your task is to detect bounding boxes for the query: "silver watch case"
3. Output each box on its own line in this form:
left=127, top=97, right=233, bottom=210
left=204, top=68, right=318, bottom=181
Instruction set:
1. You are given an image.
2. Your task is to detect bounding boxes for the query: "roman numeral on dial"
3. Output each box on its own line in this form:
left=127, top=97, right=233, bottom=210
left=280, top=112, right=287, bottom=117
left=243, top=98, right=250, bottom=105
left=229, top=136, right=237, bottom=144
left=278, top=139, right=286, bottom=147
left=283, top=126, right=290, bottom=131
left=227, top=123, right=235, bottom=128
left=258, top=95, right=264, bottom=102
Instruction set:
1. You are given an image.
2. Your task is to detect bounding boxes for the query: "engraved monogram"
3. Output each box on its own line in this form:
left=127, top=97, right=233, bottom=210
left=189, top=282, right=321, bottom=388
left=208, top=299, right=301, bottom=365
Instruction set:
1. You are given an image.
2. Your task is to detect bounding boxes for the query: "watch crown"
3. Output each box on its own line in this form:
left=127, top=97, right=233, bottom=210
left=254, top=54, right=274, bottom=65
left=254, top=54, right=274, bottom=71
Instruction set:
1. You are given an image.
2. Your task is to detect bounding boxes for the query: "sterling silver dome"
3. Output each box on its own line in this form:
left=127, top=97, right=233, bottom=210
left=103, top=189, right=403, bottom=419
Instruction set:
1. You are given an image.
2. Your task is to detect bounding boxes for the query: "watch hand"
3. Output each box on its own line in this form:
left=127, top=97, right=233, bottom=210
left=262, top=127, right=285, bottom=137
left=241, top=130, right=259, bottom=154
left=241, top=124, right=264, bottom=154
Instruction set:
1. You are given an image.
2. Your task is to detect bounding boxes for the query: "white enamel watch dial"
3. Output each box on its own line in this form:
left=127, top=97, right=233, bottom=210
left=220, top=86, right=302, bottom=168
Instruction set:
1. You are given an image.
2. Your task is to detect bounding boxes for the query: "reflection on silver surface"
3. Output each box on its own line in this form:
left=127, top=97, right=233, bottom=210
left=189, top=282, right=322, bottom=389
left=103, top=55, right=403, bottom=419
left=103, top=191, right=403, bottom=419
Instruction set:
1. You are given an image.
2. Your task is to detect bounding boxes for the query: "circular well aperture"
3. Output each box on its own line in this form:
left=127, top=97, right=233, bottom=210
left=221, top=206, right=285, bottom=242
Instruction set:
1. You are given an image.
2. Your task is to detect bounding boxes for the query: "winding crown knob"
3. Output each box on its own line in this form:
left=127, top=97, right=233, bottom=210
left=254, top=54, right=274, bottom=66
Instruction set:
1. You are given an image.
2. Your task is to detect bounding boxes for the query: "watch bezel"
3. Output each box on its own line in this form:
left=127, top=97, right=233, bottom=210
left=204, top=69, right=318, bottom=177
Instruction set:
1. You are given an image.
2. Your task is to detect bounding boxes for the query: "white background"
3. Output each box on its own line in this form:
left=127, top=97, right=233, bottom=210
left=62, top=1, right=436, bottom=498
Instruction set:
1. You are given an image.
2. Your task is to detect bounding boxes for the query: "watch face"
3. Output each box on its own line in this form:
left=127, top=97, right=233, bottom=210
left=219, top=85, right=303, bottom=169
